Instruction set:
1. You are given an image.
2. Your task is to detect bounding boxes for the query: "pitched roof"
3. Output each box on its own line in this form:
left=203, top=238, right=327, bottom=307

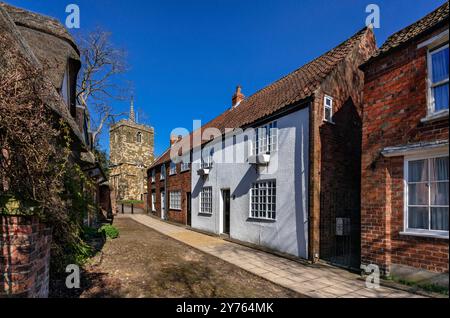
left=0, top=2, right=80, bottom=89
left=150, top=27, right=372, bottom=169
left=370, top=2, right=449, bottom=61
left=0, top=2, right=85, bottom=144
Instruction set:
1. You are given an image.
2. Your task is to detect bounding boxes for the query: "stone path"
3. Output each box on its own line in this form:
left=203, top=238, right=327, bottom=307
left=119, top=214, right=423, bottom=298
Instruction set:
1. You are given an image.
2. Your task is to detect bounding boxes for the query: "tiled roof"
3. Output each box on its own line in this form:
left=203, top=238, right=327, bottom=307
left=371, top=2, right=449, bottom=60
left=150, top=27, right=371, bottom=169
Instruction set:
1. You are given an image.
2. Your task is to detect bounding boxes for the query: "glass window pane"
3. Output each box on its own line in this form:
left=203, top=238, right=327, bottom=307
left=408, top=160, right=428, bottom=182
left=431, top=47, right=449, bottom=83
left=430, top=156, right=449, bottom=181
left=431, top=207, right=449, bottom=231
left=433, top=83, right=449, bottom=112
left=408, top=207, right=429, bottom=230
left=431, top=182, right=449, bottom=206
left=408, top=183, right=429, bottom=205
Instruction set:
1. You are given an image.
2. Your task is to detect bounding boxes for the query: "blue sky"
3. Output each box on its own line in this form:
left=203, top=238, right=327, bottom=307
left=6, top=0, right=447, bottom=156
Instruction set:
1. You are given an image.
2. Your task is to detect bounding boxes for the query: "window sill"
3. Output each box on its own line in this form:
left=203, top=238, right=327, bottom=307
left=421, top=110, right=449, bottom=123
left=247, top=217, right=276, bottom=223
left=323, top=119, right=335, bottom=125
left=170, top=208, right=182, bottom=211
left=198, top=212, right=213, bottom=216
left=399, top=231, right=449, bottom=240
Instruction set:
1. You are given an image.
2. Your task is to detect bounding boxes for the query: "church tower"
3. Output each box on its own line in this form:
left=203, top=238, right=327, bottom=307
left=109, top=98, right=154, bottom=203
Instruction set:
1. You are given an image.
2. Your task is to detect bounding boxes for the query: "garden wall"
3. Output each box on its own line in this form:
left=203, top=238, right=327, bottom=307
left=0, top=216, right=51, bottom=298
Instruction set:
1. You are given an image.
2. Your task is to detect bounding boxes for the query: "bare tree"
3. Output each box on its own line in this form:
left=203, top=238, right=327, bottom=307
left=76, top=28, right=130, bottom=145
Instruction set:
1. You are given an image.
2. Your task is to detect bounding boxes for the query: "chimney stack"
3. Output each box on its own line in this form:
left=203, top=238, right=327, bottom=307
left=232, top=85, right=244, bottom=108
left=170, top=135, right=183, bottom=146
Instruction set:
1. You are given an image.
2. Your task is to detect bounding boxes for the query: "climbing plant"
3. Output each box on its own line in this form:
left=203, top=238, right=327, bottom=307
left=0, top=61, right=95, bottom=271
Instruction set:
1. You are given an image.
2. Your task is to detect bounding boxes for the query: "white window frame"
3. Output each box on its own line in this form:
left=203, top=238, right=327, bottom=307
left=427, top=43, right=449, bottom=116
left=169, top=161, right=177, bottom=175
left=249, top=180, right=277, bottom=221
left=169, top=190, right=182, bottom=210
left=181, top=161, right=190, bottom=172
left=61, top=65, right=70, bottom=107
left=323, top=95, right=334, bottom=123
left=151, top=170, right=155, bottom=183
left=201, top=148, right=214, bottom=169
left=151, top=192, right=156, bottom=212
left=403, top=151, right=449, bottom=239
left=200, top=187, right=213, bottom=214
left=252, top=121, right=278, bottom=156
left=160, top=164, right=166, bottom=180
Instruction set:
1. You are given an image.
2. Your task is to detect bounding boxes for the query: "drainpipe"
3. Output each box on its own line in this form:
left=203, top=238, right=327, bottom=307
left=164, top=163, right=168, bottom=221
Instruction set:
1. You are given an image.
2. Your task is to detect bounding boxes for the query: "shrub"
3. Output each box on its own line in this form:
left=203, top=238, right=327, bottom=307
left=118, top=200, right=143, bottom=205
left=98, top=224, right=119, bottom=239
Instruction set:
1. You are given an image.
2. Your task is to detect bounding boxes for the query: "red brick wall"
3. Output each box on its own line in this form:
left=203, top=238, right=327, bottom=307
left=309, top=28, right=377, bottom=265
left=148, top=161, right=191, bottom=225
left=361, top=25, right=449, bottom=274
left=0, top=216, right=51, bottom=298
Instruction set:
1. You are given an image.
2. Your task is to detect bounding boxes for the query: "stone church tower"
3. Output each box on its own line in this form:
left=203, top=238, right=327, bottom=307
left=109, top=98, right=154, bottom=203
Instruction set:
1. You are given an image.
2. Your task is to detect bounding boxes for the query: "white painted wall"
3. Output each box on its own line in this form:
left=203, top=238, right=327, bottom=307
left=191, top=107, right=310, bottom=258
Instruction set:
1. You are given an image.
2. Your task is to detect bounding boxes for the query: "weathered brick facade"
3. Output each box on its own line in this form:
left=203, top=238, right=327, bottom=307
left=148, top=157, right=191, bottom=226
left=361, top=11, right=449, bottom=275
left=0, top=216, right=51, bottom=298
left=309, top=29, right=377, bottom=267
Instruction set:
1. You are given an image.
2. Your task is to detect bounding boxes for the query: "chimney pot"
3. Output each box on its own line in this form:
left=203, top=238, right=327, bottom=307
left=170, top=135, right=183, bottom=146
left=232, top=85, right=245, bottom=108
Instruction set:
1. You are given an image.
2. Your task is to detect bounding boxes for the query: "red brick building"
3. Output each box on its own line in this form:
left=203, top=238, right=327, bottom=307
left=148, top=136, right=192, bottom=225
left=361, top=3, right=449, bottom=277
left=148, top=28, right=377, bottom=269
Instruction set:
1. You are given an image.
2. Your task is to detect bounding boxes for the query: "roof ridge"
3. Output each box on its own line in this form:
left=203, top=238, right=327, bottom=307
left=0, top=2, right=61, bottom=25
left=149, top=27, right=372, bottom=169
left=372, top=2, right=449, bottom=60
left=383, top=2, right=448, bottom=46
left=243, top=26, right=368, bottom=102
left=0, top=2, right=79, bottom=54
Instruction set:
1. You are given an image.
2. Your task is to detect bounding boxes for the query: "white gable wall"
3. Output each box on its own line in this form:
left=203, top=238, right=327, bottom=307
left=191, top=107, right=309, bottom=259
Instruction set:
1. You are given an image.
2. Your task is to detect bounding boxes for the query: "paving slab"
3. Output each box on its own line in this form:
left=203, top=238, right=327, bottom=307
left=123, top=214, right=424, bottom=298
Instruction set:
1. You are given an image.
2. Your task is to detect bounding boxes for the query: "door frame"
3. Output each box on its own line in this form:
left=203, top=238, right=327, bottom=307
left=220, top=188, right=231, bottom=234
left=186, top=192, right=192, bottom=226
left=160, top=190, right=166, bottom=220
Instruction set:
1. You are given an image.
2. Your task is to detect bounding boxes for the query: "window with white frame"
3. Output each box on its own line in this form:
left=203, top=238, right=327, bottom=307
left=201, top=148, right=214, bottom=169
left=151, top=170, right=155, bottom=183
left=405, top=155, right=449, bottom=235
left=250, top=181, right=276, bottom=220
left=61, top=66, right=71, bottom=107
left=252, top=121, right=278, bottom=155
left=169, top=161, right=177, bottom=175
left=169, top=190, right=181, bottom=210
left=200, top=187, right=212, bottom=214
left=160, top=164, right=166, bottom=180
left=151, top=192, right=156, bottom=212
left=324, top=95, right=333, bottom=122
left=181, top=161, right=190, bottom=172
left=428, top=44, right=449, bottom=114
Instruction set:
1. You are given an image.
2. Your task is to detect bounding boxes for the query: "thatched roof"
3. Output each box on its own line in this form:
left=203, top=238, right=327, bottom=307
left=0, top=2, right=85, bottom=145
left=0, top=2, right=80, bottom=89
